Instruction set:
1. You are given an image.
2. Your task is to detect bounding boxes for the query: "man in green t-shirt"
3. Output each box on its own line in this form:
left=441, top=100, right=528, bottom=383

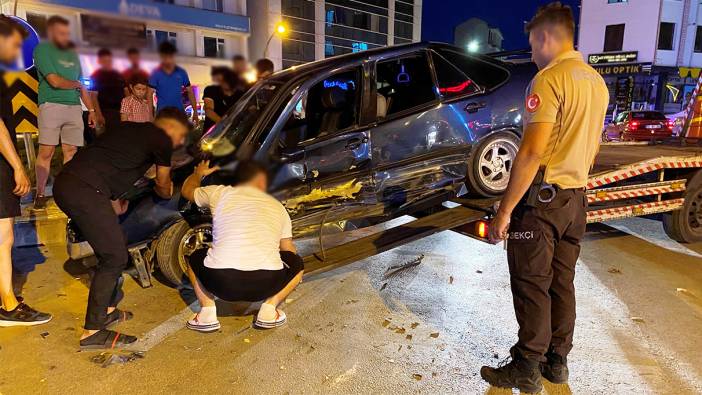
left=32, top=15, right=95, bottom=209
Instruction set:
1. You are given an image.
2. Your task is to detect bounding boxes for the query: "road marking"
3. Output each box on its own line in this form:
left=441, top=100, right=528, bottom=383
left=126, top=302, right=198, bottom=351
left=608, top=223, right=702, bottom=258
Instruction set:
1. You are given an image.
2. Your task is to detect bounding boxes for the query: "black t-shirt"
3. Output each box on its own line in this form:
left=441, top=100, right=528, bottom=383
left=202, top=85, right=243, bottom=132
left=92, top=69, right=126, bottom=111
left=63, top=122, right=173, bottom=199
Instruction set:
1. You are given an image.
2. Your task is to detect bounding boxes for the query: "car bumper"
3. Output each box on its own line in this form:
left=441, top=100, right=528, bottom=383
left=623, top=130, right=672, bottom=140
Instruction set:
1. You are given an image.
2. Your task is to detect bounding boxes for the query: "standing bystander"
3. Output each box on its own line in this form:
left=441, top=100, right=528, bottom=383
left=32, top=16, right=96, bottom=209
left=255, top=58, right=275, bottom=80
left=0, top=15, right=52, bottom=326
left=120, top=74, right=153, bottom=123
left=149, top=42, right=198, bottom=124
left=202, top=67, right=243, bottom=132
left=90, top=48, right=125, bottom=132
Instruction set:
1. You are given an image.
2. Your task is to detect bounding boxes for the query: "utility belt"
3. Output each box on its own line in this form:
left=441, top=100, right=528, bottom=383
left=523, top=169, right=584, bottom=208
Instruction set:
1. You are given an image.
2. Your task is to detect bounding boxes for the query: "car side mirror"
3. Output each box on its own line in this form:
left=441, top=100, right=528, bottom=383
left=280, top=146, right=304, bottom=162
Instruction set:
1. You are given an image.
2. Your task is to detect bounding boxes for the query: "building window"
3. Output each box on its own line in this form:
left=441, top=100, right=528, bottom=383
left=204, top=36, right=225, bottom=58
left=26, top=12, right=48, bottom=38
left=202, top=0, right=223, bottom=12
left=695, top=27, right=702, bottom=53
left=603, top=24, right=625, bottom=52
left=658, top=22, right=675, bottom=50
left=147, top=29, right=177, bottom=50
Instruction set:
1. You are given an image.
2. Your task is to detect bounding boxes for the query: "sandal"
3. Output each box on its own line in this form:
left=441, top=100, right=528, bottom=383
left=79, top=329, right=137, bottom=350
left=255, top=309, right=287, bottom=329
left=104, top=309, right=134, bottom=328
left=186, top=315, right=221, bottom=333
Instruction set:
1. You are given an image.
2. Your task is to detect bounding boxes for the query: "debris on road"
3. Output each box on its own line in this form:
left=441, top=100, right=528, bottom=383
left=449, top=276, right=454, bottom=284
left=476, top=270, right=483, bottom=274
left=676, top=288, right=696, bottom=297
left=90, top=351, right=144, bottom=368
left=410, top=322, right=419, bottom=329
left=383, top=254, right=424, bottom=280
left=40, top=332, right=49, bottom=339
left=631, top=316, right=645, bottom=323
left=382, top=319, right=391, bottom=327
left=379, top=283, right=388, bottom=292
left=430, top=332, right=440, bottom=338
left=608, top=267, right=622, bottom=274
left=412, top=373, right=422, bottom=381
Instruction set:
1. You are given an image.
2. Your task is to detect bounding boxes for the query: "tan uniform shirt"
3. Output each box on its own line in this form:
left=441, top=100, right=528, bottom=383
left=524, top=50, right=609, bottom=189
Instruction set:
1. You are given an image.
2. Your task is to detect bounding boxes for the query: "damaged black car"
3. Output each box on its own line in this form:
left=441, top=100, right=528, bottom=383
left=67, top=42, right=536, bottom=286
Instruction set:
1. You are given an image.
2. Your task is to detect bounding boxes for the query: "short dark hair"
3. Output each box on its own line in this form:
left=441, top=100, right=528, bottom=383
left=231, top=54, right=246, bottom=62
left=158, top=41, right=177, bottom=55
left=128, top=73, right=149, bottom=87
left=525, top=2, right=575, bottom=39
left=126, top=47, right=140, bottom=55
left=255, top=58, right=274, bottom=75
left=210, top=65, right=228, bottom=77
left=0, top=15, right=28, bottom=39
left=232, top=160, right=268, bottom=185
left=97, top=48, right=111, bottom=57
left=47, top=15, right=69, bottom=27
left=155, top=107, right=191, bottom=129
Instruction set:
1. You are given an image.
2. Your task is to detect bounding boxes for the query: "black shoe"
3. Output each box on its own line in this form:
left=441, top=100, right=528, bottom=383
left=541, top=352, right=569, bottom=384
left=480, top=355, right=543, bottom=393
left=0, top=303, right=52, bottom=327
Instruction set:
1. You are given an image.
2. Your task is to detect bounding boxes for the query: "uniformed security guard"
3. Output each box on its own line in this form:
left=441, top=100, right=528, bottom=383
left=481, top=3, right=609, bottom=393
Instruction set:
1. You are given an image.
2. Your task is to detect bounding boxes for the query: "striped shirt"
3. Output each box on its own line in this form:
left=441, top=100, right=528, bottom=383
left=120, top=95, right=153, bottom=123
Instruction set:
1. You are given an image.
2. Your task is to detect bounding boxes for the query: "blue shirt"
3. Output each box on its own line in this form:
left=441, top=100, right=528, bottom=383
left=149, top=65, right=191, bottom=112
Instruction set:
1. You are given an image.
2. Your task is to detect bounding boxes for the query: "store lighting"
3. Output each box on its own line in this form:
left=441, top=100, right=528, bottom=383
left=467, top=40, right=480, bottom=53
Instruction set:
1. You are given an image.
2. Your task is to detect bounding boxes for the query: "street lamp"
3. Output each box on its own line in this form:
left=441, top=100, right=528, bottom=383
left=264, top=22, right=288, bottom=58
left=467, top=40, right=480, bottom=53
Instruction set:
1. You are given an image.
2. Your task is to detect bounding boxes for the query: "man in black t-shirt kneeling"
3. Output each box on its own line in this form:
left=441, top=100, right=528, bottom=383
left=54, top=108, right=190, bottom=349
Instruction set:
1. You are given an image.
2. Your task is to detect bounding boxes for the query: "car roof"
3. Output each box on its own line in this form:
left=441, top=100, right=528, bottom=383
left=268, top=41, right=511, bottom=82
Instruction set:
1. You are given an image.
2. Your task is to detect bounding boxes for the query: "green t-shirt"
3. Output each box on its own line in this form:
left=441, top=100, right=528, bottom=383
left=34, top=42, right=82, bottom=105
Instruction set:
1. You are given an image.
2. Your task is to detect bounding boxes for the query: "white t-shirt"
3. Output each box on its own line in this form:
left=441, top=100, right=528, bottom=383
left=194, top=185, right=293, bottom=271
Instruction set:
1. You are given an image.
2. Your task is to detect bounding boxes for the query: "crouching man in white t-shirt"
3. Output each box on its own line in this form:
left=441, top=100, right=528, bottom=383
left=180, top=160, right=304, bottom=332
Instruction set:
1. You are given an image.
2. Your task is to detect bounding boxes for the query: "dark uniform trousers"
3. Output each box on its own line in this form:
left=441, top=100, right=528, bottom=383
left=506, top=188, right=587, bottom=362
left=53, top=172, right=126, bottom=330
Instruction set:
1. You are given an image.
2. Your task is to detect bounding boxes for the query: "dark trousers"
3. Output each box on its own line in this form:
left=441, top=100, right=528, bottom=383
left=53, top=172, right=126, bottom=330
left=506, top=188, right=587, bottom=362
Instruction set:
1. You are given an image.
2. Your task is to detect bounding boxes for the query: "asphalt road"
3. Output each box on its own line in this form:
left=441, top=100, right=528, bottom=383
left=1, top=216, right=701, bottom=395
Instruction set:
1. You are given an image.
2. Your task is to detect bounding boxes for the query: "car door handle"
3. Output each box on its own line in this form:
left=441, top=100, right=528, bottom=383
left=465, top=102, right=487, bottom=113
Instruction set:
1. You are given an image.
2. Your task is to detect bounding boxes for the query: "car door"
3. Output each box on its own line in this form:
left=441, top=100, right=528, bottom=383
left=264, top=65, right=376, bottom=220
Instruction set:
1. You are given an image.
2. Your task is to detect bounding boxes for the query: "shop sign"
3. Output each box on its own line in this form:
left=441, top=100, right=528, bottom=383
left=594, top=63, right=645, bottom=76
left=588, top=51, right=638, bottom=65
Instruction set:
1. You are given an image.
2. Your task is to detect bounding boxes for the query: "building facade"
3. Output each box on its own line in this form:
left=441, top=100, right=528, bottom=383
left=248, top=0, right=423, bottom=70
left=454, top=18, right=503, bottom=55
left=579, top=0, right=702, bottom=116
left=5, top=0, right=249, bottom=90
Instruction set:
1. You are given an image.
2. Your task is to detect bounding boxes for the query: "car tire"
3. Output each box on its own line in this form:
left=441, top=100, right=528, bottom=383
left=466, top=131, right=520, bottom=197
left=663, top=176, right=702, bottom=243
left=155, top=220, right=213, bottom=286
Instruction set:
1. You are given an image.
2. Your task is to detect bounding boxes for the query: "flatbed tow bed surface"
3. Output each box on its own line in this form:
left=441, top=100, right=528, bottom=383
left=304, top=141, right=702, bottom=277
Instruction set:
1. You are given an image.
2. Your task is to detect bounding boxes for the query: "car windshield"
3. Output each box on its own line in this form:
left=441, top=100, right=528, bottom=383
left=199, top=80, right=285, bottom=157
left=631, top=111, right=666, bottom=121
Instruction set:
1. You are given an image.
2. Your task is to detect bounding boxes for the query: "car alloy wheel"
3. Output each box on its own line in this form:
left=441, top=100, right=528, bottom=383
left=177, top=224, right=213, bottom=274
left=477, top=137, right=518, bottom=192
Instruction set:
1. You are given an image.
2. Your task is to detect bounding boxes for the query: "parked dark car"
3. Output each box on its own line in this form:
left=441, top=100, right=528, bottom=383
left=604, top=110, right=674, bottom=141
left=67, top=42, right=536, bottom=285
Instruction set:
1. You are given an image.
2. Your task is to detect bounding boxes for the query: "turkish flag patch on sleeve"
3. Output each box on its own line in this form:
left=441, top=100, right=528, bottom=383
left=526, top=93, right=541, bottom=113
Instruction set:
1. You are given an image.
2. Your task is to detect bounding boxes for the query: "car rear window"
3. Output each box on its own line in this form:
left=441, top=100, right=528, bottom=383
left=431, top=51, right=481, bottom=98
left=434, top=48, right=510, bottom=90
left=631, top=112, right=666, bottom=120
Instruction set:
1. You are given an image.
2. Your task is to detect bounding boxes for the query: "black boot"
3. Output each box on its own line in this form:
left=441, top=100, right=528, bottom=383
left=541, top=351, right=569, bottom=384
left=480, top=353, right=543, bottom=393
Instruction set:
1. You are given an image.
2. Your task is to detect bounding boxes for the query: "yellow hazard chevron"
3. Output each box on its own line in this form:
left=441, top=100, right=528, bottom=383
left=15, top=119, right=37, bottom=134
left=3, top=71, right=38, bottom=92
left=11, top=91, right=38, bottom=116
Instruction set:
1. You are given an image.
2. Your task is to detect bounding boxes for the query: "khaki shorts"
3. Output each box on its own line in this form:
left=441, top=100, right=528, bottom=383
left=38, top=103, right=84, bottom=147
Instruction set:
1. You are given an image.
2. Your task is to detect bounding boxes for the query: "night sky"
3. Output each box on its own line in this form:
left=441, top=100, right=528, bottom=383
left=421, top=0, right=581, bottom=51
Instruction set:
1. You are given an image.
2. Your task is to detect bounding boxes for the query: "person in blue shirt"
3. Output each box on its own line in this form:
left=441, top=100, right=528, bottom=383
left=149, top=41, right=198, bottom=124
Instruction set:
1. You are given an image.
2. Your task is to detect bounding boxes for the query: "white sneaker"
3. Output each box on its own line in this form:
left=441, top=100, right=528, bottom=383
left=255, top=305, right=287, bottom=329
